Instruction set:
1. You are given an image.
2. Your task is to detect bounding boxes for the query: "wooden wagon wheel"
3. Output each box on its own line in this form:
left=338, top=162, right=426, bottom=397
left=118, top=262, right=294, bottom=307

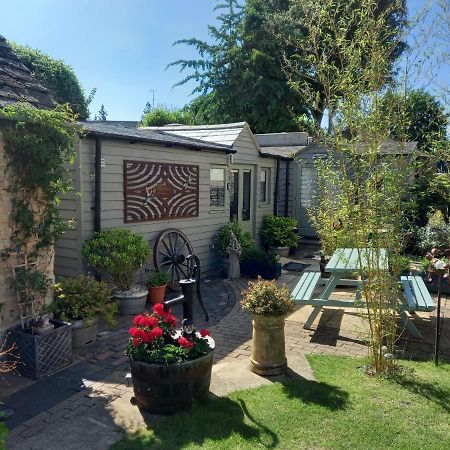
left=153, top=228, right=194, bottom=291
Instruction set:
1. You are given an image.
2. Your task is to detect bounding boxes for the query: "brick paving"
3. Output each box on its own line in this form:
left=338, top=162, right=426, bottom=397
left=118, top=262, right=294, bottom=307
left=3, top=249, right=449, bottom=449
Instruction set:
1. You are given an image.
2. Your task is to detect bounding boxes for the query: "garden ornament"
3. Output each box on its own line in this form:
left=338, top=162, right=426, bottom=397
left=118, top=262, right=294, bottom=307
left=227, top=230, right=241, bottom=280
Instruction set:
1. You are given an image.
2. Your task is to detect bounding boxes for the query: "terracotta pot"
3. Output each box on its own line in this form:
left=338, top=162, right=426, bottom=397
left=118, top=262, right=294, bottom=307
left=250, top=314, right=287, bottom=376
left=147, top=284, right=167, bottom=304
left=129, top=351, right=213, bottom=414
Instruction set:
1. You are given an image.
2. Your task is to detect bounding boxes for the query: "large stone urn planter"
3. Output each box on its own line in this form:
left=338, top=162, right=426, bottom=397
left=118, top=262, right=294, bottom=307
left=71, top=317, right=99, bottom=348
left=250, top=314, right=287, bottom=376
left=113, top=285, right=148, bottom=315
left=129, top=351, right=214, bottom=414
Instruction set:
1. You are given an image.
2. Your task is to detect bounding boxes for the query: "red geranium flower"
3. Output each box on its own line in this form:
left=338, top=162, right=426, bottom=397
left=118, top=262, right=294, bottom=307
left=153, top=303, right=167, bottom=317
left=164, top=314, right=177, bottom=327
left=200, top=329, right=210, bottom=337
left=141, top=331, right=154, bottom=344
left=133, top=315, right=145, bottom=326
left=178, top=336, right=194, bottom=349
left=150, top=326, right=164, bottom=339
left=132, top=338, right=140, bottom=348
left=128, top=327, right=140, bottom=338
left=141, top=316, right=159, bottom=328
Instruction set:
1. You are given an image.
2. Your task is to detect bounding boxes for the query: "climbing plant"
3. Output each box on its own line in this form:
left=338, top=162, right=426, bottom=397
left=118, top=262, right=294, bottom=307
left=0, top=102, right=81, bottom=326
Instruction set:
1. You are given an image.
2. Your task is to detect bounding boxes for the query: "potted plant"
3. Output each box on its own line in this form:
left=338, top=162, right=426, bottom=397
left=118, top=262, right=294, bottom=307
left=214, top=221, right=254, bottom=273
left=52, top=276, right=117, bottom=348
left=240, top=244, right=281, bottom=280
left=261, top=215, right=298, bottom=257
left=8, top=265, right=72, bottom=379
left=82, top=229, right=151, bottom=315
left=146, top=269, right=171, bottom=304
left=125, top=303, right=214, bottom=414
left=241, top=278, right=294, bottom=376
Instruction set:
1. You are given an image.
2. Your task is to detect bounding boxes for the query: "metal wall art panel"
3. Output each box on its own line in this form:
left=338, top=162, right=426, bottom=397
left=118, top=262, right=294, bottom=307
left=124, top=160, right=199, bottom=223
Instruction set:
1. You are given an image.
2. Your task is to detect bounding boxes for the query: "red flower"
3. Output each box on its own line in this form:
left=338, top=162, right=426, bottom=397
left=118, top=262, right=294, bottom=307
left=150, top=327, right=163, bottom=339
left=141, top=331, right=154, bottom=344
left=133, top=315, right=145, bottom=326
left=153, top=303, right=167, bottom=317
left=164, top=314, right=177, bottom=327
left=141, top=316, right=159, bottom=328
left=132, top=338, right=140, bottom=348
left=128, top=327, right=139, bottom=338
left=178, top=336, right=194, bottom=349
left=200, top=329, right=210, bottom=337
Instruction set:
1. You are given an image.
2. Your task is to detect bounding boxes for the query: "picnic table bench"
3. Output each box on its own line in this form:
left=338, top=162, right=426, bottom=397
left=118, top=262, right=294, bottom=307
left=292, top=248, right=435, bottom=338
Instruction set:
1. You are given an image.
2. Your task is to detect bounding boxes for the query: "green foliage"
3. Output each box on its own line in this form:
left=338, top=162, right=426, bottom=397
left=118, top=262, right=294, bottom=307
left=415, top=210, right=450, bottom=253
left=94, top=104, right=108, bottom=121
left=147, top=269, right=171, bottom=287
left=261, top=214, right=298, bottom=248
left=170, top=0, right=309, bottom=133
left=53, top=276, right=117, bottom=327
left=0, top=422, right=7, bottom=449
left=0, top=103, right=80, bottom=250
left=140, top=105, right=196, bottom=127
left=240, top=244, right=279, bottom=265
left=241, top=277, right=294, bottom=317
left=82, top=229, right=151, bottom=291
left=11, top=267, right=50, bottom=305
left=11, top=43, right=92, bottom=120
left=214, top=221, right=254, bottom=257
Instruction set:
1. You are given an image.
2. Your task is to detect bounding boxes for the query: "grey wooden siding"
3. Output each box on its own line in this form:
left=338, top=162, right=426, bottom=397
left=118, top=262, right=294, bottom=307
left=276, top=159, right=295, bottom=218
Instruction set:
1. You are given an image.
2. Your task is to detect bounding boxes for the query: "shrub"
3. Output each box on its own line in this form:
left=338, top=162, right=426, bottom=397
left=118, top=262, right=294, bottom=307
left=415, top=210, right=450, bottom=253
left=53, top=276, right=117, bottom=327
left=147, top=269, right=171, bottom=287
left=262, top=215, right=298, bottom=248
left=125, top=304, right=212, bottom=365
left=241, top=277, right=294, bottom=317
left=82, top=229, right=151, bottom=291
left=214, top=221, right=254, bottom=257
left=240, top=244, right=279, bottom=265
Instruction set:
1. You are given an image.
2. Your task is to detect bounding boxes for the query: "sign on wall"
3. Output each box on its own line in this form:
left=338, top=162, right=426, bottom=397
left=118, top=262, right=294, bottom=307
left=124, top=160, right=199, bottom=223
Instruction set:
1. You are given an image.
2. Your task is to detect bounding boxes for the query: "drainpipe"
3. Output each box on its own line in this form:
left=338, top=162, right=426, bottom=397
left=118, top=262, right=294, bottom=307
left=274, top=158, right=280, bottom=216
left=284, top=160, right=290, bottom=217
left=94, top=138, right=102, bottom=233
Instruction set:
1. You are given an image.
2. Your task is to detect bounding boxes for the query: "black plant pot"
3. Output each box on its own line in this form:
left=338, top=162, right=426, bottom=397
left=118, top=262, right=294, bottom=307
left=240, top=261, right=282, bottom=280
left=419, top=272, right=450, bottom=295
left=7, top=319, right=72, bottom=379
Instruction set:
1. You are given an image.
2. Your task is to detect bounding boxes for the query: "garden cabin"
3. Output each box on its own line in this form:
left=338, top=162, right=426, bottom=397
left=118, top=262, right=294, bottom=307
left=54, top=122, right=278, bottom=279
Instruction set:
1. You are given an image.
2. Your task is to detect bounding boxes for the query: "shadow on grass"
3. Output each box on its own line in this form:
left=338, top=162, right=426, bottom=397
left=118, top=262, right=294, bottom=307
left=116, top=378, right=349, bottom=450
left=389, top=369, right=450, bottom=413
left=280, top=376, right=349, bottom=411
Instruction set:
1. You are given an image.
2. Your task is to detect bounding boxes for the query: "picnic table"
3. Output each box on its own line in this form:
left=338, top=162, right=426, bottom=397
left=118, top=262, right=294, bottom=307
left=292, top=248, right=435, bottom=338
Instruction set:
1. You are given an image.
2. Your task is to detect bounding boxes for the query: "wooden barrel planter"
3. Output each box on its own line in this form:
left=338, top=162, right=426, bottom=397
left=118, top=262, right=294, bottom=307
left=129, top=351, right=213, bottom=414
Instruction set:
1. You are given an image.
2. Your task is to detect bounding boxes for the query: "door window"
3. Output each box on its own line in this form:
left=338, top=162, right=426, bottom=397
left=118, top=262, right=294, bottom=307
left=229, top=170, right=239, bottom=221
left=242, top=170, right=251, bottom=221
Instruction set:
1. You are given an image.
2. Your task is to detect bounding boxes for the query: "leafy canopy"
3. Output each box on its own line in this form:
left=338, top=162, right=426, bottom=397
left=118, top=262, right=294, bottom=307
left=141, top=105, right=196, bottom=127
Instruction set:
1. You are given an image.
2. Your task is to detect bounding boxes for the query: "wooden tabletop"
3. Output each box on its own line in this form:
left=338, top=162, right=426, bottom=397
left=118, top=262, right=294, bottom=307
left=325, top=248, right=388, bottom=273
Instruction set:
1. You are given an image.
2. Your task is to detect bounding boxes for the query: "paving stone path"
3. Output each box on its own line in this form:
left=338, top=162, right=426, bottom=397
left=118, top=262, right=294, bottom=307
left=3, top=249, right=449, bottom=450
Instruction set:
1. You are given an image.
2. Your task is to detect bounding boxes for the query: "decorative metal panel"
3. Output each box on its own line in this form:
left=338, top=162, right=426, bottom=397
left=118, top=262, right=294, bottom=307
left=124, top=160, right=199, bottom=223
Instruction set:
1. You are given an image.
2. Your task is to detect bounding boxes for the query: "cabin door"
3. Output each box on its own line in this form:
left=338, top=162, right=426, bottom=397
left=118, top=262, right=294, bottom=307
left=229, top=165, right=254, bottom=236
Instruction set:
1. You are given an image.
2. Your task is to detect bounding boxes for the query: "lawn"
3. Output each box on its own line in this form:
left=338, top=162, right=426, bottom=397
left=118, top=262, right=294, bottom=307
left=113, top=356, right=450, bottom=449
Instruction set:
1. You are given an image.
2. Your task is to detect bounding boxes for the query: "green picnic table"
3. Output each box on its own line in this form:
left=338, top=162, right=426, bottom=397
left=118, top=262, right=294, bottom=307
left=292, top=248, right=434, bottom=338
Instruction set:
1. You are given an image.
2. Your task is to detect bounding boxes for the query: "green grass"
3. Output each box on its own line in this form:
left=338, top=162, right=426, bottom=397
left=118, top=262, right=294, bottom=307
left=113, top=356, right=450, bottom=450
left=0, top=422, right=6, bottom=450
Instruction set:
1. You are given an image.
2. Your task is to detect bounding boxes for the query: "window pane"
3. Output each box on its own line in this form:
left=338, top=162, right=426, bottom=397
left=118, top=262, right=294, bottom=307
left=243, top=170, right=251, bottom=221
left=230, top=170, right=239, bottom=220
left=260, top=169, right=267, bottom=202
left=210, top=168, right=225, bottom=207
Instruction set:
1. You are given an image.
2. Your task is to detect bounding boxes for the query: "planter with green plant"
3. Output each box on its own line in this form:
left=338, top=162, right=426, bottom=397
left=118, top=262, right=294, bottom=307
left=261, top=215, right=298, bottom=257
left=240, top=244, right=281, bottom=280
left=146, top=269, right=171, bottom=304
left=214, top=221, right=254, bottom=273
left=52, top=276, right=117, bottom=348
left=82, top=229, right=151, bottom=315
left=241, top=278, right=294, bottom=375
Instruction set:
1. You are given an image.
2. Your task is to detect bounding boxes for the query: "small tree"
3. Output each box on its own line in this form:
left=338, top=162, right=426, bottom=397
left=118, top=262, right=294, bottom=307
left=141, top=105, right=195, bottom=127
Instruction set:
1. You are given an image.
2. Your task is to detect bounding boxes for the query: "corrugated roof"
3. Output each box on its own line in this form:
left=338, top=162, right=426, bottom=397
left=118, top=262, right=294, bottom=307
left=256, top=132, right=309, bottom=147
left=0, top=35, right=55, bottom=109
left=82, top=121, right=235, bottom=153
left=142, top=122, right=246, bottom=147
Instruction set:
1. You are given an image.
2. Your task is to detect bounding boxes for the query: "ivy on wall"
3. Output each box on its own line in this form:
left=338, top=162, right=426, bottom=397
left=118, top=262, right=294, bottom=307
left=0, top=103, right=81, bottom=324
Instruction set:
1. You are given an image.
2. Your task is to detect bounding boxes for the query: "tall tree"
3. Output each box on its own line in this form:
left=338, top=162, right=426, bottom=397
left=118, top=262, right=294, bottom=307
left=94, top=104, right=108, bottom=121
left=11, top=43, right=94, bottom=120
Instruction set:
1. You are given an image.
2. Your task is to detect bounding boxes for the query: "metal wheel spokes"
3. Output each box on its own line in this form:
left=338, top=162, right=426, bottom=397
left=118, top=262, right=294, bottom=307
left=153, top=228, right=194, bottom=291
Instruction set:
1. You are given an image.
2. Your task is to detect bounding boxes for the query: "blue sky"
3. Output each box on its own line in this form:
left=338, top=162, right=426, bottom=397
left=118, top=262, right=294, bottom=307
left=2, top=0, right=447, bottom=120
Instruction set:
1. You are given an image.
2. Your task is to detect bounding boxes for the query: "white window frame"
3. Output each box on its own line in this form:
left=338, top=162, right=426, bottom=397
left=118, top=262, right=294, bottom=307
left=209, top=165, right=227, bottom=211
